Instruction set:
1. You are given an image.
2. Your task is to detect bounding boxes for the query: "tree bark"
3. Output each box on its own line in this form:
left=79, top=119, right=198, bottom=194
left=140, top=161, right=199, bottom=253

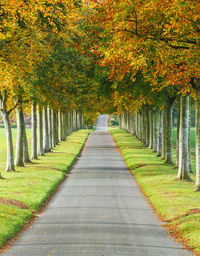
left=37, top=105, right=44, bottom=156
left=139, top=110, right=142, bottom=140
left=157, top=110, right=163, bottom=157
left=133, top=112, right=136, bottom=136
left=22, top=112, right=31, bottom=163
left=195, top=90, right=200, bottom=191
left=153, top=109, right=158, bottom=152
left=176, top=97, right=180, bottom=167
left=52, top=110, right=56, bottom=147
left=161, top=109, right=166, bottom=160
left=48, top=107, right=52, bottom=150
left=136, top=111, right=139, bottom=138
left=188, top=98, right=193, bottom=173
left=15, top=105, right=24, bottom=166
left=145, top=107, right=150, bottom=147
left=43, top=106, right=49, bottom=152
left=177, top=95, right=191, bottom=180
left=149, top=110, right=154, bottom=149
left=165, top=99, right=174, bottom=164
left=1, top=111, right=15, bottom=171
left=23, top=127, right=31, bottom=163
left=58, top=110, right=62, bottom=142
left=31, top=102, right=37, bottom=159
left=142, top=109, right=146, bottom=144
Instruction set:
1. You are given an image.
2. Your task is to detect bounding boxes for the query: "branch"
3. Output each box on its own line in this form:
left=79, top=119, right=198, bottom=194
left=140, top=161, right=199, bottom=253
left=8, top=100, right=21, bottom=114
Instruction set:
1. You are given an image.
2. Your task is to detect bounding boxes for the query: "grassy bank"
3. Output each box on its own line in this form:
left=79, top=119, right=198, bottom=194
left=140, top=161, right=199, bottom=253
left=109, top=128, right=200, bottom=255
left=0, top=129, right=90, bottom=248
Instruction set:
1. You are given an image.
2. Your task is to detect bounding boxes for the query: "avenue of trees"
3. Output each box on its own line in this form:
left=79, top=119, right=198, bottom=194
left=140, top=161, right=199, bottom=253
left=0, top=0, right=199, bottom=191
left=81, top=0, right=200, bottom=191
left=0, top=0, right=98, bottom=175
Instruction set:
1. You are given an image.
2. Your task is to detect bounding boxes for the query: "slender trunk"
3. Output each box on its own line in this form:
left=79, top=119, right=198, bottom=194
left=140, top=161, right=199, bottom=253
left=145, top=107, right=150, bottom=147
left=142, top=109, right=146, bottom=144
left=23, top=126, right=31, bottom=163
left=52, top=110, right=56, bottom=147
left=149, top=110, right=154, bottom=149
left=195, top=91, right=200, bottom=191
left=177, top=95, right=191, bottom=180
left=139, top=110, right=142, bottom=140
left=48, top=107, right=52, bottom=150
left=55, top=111, right=59, bottom=144
left=62, top=112, right=67, bottom=139
left=153, top=109, right=158, bottom=152
left=161, top=109, right=166, bottom=160
left=157, top=110, right=163, bottom=157
left=58, top=110, right=62, bottom=142
left=127, top=113, right=130, bottom=133
left=130, top=113, right=134, bottom=135
left=31, top=102, right=37, bottom=159
left=133, top=112, right=136, bottom=136
left=68, top=111, right=71, bottom=134
left=176, top=97, right=180, bottom=167
left=136, top=111, right=139, bottom=138
left=165, top=99, right=174, bottom=164
left=22, top=111, right=31, bottom=163
left=188, top=98, right=193, bottom=173
left=37, top=105, right=44, bottom=156
left=194, top=80, right=200, bottom=190
left=43, top=107, right=49, bottom=153
left=1, top=111, right=15, bottom=171
left=15, top=105, right=24, bottom=166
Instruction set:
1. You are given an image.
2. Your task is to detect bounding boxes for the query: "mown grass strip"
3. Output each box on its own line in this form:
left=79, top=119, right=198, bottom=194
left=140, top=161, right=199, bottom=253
left=109, top=128, right=200, bottom=255
left=0, top=129, right=90, bottom=248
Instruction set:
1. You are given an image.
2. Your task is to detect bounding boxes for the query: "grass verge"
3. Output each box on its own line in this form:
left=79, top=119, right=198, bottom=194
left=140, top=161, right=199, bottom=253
left=109, top=128, right=200, bottom=256
left=0, top=129, right=90, bottom=249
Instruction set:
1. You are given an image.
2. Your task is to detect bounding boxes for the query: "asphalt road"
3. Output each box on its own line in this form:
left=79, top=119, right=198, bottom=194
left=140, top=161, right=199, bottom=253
left=3, top=115, right=193, bottom=256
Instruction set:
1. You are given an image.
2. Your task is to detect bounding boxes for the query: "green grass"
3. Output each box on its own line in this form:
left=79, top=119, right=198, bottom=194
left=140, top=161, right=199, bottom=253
left=0, top=129, right=90, bottom=248
left=109, top=128, right=200, bottom=255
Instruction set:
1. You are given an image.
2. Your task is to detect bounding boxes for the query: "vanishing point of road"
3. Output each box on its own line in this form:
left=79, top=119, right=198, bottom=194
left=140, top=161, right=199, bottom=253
left=3, top=115, right=193, bottom=256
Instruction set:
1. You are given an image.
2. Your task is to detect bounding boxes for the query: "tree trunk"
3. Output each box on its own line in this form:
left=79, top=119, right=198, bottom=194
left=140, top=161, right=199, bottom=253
left=161, top=109, right=166, bottom=160
left=55, top=111, right=59, bottom=144
left=48, top=107, right=52, bottom=150
left=139, top=110, right=142, bottom=140
left=176, top=97, right=180, bottom=167
left=177, top=95, right=191, bottom=180
left=43, top=107, right=49, bottom=152
left=165, top=99, right=174, bottom=164
left=58, top=110, right=62, bottom=142
left=37, top=105, right=44, bottom=156
left=149, top=110, right=154, bottom=149
left=157, top=110, right=163, bottom=157
left=188, top=98, right=193, bottom=173
left=133, top=112, right=136, bottom=136
left=145, top=107, right=150, bottom=147
left=22, top=111, right=31, bottom=163
left=195, top=91, right=200, bottom=191
left=1, top=111, right=15, bottom=171
left=15, top=105, right=24, bottom=166
left=31, top=102, right=37, bottom=159
left=52, top=110, right=56, bottom=147
left=23, top=126, right=31, bottom=163
left=142, top=109, right=146, bottom=144
left=153, top=109, right=158, bottom=152
left=62, top=112, right=67, bottom=140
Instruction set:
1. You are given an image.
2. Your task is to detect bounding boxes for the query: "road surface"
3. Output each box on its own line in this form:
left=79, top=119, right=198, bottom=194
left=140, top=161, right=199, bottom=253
left=2, top=115, right=192, bottom=256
